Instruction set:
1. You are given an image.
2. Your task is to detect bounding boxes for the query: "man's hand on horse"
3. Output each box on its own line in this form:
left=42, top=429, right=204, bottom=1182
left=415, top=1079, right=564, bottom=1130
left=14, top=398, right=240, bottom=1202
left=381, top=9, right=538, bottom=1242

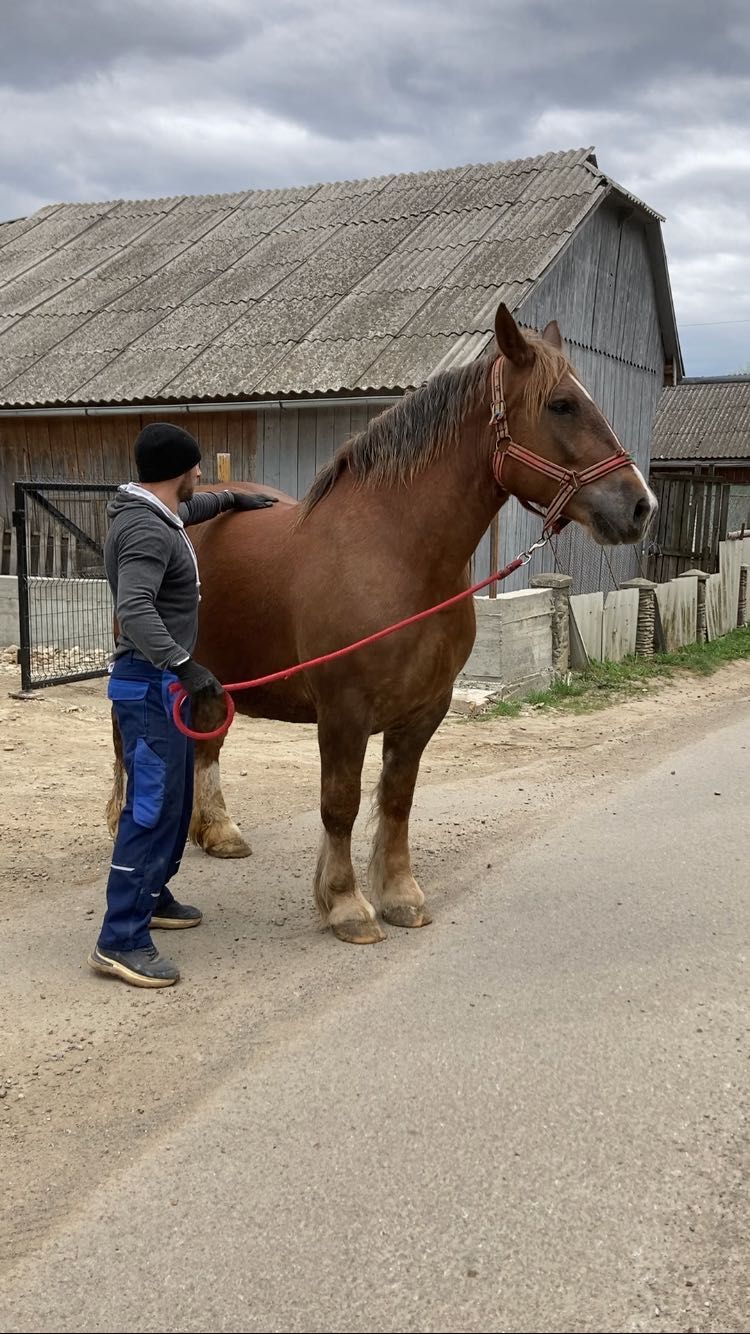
left=226, top=490, right=279, bottom=511
left=174, top=658, right=224, bottom=703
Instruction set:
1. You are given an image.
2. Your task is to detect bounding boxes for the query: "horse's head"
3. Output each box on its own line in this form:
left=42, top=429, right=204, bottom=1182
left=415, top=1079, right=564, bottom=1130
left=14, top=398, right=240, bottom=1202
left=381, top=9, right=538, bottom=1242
left=491, top=304, right=657, bottom=545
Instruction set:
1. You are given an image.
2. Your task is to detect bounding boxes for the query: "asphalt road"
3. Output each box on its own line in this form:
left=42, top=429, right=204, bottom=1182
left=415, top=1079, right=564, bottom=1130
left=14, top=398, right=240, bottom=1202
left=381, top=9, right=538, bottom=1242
left=2, top=708, right=748, bottom=1334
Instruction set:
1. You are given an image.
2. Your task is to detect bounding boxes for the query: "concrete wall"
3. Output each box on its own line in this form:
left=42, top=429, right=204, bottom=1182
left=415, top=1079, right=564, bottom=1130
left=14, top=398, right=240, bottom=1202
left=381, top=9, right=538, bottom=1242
left=0, top=575, right=18, bottom=646
left=567, top=535, right=750, bottom=663
left=570, top=588, right=639, bottom=664
left=569, top=592, right=604, bottom=661
left=460, top=589, right=554, bottom=698
left=706, top=540, right=743, bottom=640
left=655, top=578, right=698, bottom=651
left=602, top=589, right=639, bottom=662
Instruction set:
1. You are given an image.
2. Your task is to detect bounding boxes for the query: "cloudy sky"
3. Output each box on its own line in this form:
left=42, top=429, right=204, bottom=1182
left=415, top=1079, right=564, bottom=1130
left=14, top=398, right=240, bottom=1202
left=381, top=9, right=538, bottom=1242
left=1, top=0, right=748, bottom=374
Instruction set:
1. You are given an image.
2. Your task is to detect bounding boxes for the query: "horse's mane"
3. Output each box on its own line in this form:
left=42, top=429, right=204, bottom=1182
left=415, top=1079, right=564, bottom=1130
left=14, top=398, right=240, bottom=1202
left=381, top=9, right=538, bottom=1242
left=296, top=333, right=568, bottom=520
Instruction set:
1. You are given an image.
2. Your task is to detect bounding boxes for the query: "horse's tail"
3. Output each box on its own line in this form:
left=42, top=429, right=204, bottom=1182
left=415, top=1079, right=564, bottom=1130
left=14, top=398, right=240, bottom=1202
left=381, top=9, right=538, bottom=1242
left=105, top=705, right=125, bottom=840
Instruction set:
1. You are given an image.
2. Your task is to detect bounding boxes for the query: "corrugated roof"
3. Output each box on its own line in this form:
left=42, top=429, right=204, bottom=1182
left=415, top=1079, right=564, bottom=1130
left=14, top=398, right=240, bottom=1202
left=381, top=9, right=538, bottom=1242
left=652, top=378, right=750, bottom=462
left=0, top=147, right=665, bottom=406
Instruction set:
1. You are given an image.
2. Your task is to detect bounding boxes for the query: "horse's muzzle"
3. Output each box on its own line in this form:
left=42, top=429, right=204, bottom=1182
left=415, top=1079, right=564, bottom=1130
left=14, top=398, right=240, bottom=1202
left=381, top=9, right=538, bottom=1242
left=575, top=473, right=658, bottom=546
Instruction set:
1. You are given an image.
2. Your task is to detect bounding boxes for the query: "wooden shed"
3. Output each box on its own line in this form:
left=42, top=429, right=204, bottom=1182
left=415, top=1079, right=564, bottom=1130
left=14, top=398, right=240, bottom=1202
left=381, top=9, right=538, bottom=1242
left=0, top=146, right=681, bottom=591
left=651, top=376, right=750, bottom=531
left=645, top=376, right=750, bottom=579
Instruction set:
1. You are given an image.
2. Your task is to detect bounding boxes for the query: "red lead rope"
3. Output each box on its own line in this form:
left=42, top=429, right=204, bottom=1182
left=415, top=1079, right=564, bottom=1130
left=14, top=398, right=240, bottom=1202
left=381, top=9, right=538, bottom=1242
left=169, top=535, right=549, bottom=741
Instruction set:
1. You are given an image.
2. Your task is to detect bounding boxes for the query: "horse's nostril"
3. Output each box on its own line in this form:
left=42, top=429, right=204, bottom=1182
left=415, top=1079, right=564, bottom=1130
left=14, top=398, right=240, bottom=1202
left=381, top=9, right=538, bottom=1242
left=634, top=496, right=652, bottom=523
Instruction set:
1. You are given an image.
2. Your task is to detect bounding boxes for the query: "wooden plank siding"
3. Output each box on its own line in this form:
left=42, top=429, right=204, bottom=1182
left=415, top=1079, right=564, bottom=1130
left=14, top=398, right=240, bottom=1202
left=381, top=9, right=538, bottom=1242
left=0, top=401, right=371, bottom=573
left=646, top=475, right=731, bottom=581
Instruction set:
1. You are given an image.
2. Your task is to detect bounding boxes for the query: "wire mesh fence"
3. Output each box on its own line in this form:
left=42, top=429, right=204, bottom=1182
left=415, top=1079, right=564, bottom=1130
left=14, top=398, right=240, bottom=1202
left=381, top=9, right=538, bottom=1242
left=14, top=482, right=118, bottom=690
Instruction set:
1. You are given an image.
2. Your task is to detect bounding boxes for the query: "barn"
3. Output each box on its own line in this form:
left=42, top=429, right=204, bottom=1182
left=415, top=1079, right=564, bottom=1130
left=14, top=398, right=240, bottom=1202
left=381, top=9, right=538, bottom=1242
left=0, top=146, right=681, bottom=592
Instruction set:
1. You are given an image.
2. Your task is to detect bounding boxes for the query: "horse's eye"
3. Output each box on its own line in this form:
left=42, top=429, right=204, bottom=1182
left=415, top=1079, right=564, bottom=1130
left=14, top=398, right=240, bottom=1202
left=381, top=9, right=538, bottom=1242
left=548, top=398, right=575, bottom=415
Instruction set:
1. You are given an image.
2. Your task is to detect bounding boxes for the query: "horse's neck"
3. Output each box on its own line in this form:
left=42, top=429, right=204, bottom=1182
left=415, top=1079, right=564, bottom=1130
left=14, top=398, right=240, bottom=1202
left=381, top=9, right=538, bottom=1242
left=397, top=412, right=502, bottom=575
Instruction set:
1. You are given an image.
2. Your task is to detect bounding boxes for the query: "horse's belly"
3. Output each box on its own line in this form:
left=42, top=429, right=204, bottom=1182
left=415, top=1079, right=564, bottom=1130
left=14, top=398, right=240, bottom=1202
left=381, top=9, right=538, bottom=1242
left=232, top=685, right=318, bottom=725
left=192, top=513, right=476, bottom=730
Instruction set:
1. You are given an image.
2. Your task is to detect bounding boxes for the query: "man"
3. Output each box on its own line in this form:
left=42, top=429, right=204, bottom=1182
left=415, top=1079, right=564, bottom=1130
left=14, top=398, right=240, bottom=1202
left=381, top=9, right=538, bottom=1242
left=88, top=422, right=277, bottom=989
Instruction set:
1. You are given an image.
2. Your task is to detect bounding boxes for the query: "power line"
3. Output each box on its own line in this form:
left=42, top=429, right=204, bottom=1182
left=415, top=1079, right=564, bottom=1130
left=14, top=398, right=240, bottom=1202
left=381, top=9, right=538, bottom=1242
left=680, top=318, right=750, bottom=327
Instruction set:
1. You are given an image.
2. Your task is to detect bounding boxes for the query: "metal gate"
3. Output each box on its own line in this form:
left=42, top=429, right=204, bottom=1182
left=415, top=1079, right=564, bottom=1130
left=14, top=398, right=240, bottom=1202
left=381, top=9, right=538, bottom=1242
left=14, top=481, right=119, bottom=692
left=647, top=474, right=730, bottom=583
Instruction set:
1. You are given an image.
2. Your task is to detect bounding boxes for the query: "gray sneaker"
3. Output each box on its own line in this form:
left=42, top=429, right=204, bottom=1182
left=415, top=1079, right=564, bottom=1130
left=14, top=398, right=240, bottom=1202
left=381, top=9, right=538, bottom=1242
left=150, top=900, right=202, bottom=930
left=87, top=943, right=180, bottom=988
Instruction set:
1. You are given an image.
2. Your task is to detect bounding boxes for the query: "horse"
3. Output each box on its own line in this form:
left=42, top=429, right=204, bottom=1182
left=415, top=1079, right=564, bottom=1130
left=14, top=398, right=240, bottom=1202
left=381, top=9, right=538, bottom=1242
left=107, top=303, right=657, bottom=944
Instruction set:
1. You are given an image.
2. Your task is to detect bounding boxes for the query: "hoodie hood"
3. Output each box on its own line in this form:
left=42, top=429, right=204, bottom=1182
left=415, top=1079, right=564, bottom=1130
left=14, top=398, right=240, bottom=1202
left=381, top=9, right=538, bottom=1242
left=107, top=483, right=200, bottom=594
left=107, top=482, right=185, bottom=528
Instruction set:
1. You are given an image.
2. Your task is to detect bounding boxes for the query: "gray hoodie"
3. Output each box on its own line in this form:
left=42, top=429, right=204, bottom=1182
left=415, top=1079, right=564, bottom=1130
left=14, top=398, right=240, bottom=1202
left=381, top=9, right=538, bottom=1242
left=104, top=483, right=234, bottom=670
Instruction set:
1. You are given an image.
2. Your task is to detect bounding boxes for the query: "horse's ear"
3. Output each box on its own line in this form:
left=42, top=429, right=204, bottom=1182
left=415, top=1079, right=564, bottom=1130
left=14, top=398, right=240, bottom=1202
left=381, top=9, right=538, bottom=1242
left=542, top=319, right=563, bottom=350
left=494, top=303, right=534, bottom=368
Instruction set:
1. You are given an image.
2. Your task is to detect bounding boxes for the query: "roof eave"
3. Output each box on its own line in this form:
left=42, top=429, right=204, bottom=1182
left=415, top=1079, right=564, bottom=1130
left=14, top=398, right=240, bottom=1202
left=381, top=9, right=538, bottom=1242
left=651, top=455, right=750, bottom=466
left=0, top=387, right=407, bottom=417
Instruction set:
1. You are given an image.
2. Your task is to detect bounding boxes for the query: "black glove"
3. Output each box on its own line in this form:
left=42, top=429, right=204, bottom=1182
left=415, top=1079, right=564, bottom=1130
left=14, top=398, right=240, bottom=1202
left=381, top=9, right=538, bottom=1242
left=226, top=490, right=279, bottom=511
left=174, top=657, right=224, bottom=702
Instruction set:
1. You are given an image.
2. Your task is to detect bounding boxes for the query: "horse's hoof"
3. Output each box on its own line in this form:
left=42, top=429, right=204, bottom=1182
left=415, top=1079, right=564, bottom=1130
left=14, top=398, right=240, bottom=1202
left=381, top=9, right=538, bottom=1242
left=380, top=903, right=433, bottom=929
left=331, top=918, right=387, bottom=945
left=203, top=835, right=253, bottom=859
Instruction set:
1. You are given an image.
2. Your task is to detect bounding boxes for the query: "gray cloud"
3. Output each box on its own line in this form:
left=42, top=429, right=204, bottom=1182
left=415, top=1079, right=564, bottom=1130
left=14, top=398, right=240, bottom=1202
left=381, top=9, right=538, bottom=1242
left=0, top=0, right=246, bottom=88
left=1, top=0, right=748, bottom=372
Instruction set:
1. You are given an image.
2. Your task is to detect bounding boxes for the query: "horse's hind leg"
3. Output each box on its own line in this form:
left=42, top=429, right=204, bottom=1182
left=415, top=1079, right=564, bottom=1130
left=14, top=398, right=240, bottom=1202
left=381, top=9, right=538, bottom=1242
left=189, top=695, right=251, bottom=858
left=189, top=737, right=250, bottom=857
left=106, top=696, right=250, bottom=858
left=315, top=704, right=385, bottom=944
left=368, top=700, right=450, bottom=928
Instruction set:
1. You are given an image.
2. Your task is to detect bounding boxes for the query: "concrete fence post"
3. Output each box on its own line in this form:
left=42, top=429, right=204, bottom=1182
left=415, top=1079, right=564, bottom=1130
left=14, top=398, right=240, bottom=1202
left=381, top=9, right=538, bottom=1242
left=529, top=572, right=573, bottom=674
left=620, top=578, right=658, bottom=656
left=737, top=565, right=748, bottom=627
left=678, top=568, right=711, bottom=643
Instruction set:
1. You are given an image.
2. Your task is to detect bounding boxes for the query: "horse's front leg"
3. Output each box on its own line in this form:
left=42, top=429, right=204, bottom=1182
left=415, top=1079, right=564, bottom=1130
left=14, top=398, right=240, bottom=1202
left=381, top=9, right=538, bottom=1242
left=315, top=705, right=385, bottom=944
left=368, top=700, right=450, bottom=928
left=189, top=694, right=251, bottom=858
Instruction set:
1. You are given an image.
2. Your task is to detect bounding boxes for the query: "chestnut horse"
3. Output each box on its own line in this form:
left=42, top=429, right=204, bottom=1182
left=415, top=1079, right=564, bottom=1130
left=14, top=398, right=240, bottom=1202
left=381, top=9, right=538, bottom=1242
left=108, top=304, right=656, bottom=943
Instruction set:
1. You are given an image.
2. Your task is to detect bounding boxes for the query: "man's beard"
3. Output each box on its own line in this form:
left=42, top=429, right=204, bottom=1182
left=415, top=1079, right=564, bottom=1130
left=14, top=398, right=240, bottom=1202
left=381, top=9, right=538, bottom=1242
left=177, top=476, right=195, bottom=503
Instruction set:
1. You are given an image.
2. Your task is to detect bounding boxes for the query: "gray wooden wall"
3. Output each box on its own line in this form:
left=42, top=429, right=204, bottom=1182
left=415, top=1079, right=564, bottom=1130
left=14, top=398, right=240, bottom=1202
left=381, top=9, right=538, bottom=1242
left=250, top=400, right=387, bottom=498
left=473, top=200, right=665, bottom=593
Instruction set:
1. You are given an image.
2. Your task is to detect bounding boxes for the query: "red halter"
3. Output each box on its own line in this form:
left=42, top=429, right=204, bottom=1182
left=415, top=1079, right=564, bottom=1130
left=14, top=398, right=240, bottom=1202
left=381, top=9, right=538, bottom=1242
left=489, top=356, right=633, bottom=536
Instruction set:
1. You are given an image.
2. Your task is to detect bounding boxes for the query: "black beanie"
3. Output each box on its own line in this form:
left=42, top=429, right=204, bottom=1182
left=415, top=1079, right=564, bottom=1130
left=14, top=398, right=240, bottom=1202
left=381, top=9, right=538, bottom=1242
left=134, top=422, right=202, bottom=482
